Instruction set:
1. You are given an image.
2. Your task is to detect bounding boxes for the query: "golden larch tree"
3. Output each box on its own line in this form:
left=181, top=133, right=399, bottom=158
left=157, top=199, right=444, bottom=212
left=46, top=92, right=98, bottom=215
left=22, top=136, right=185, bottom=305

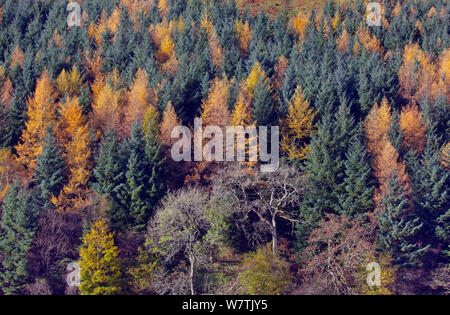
left=123, top=68, right=154, bottom=136
left=55, top=97, right=92, bottom=212
left=281, top=86, right=317, bottom=161
left=15, top=70, right=57, bottom=174
left=79, top=220, right=122, bottom=295
left=90, top=79, right=123, bottom=138
left=363, top=97, right=392, bottom=157
left=55, top=65, right=83, bottom=97
left=235, top=20, right=252, bottom=56
left=399, top=104, right=427, bottom=154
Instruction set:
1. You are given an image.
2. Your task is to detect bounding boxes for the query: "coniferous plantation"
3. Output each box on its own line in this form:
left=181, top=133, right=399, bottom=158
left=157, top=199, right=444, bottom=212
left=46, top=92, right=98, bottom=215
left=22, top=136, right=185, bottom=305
left=0, top=0, right=448, bottom=296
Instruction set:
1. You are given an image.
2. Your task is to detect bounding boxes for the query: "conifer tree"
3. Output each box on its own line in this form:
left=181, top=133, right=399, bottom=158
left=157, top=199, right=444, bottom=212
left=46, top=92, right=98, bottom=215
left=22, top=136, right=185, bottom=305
left=15, top=70, right=57, bottom=174
left=377, top=172, right=427, bottom=267
left=34, top=127, right=65, bottom=209
left=280, top=86, right=317, bottom=161
left=93, top=130, right=129, bottom=231
left=54, top=97, right=91, bottom=211
left=252, top=77, right=276, bottom=127
left=159, top=101, right=181, bottom=148
left=338, top=126, right=375, bottom=219
left=79, top=220, right=122, bottom=295
left=296, top=104, right=355, bottom=251
left=0, top=182, right=39, bottom=294
left=125, top=121, right=165, bottom=232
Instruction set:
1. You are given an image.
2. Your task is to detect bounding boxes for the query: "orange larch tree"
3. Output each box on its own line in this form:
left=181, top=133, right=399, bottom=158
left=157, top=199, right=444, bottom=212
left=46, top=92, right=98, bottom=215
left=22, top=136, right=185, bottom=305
left=123, top=68, right=155, bottom=136
left=399, top=104, right=427, bottom=154
left=15, top=70, right=57, bottom=174
left=55, top=97, right=92, bottom=212
left=363, top=97, right=393, bottom=157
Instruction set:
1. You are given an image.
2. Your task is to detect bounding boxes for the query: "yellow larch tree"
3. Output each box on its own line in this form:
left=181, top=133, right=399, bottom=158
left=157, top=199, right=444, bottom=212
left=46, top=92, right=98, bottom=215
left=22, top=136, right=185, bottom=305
left=399, top=104, right=427, bottom=154
left=291, top=10, right=309, bottom=41
left=79, top=219, right=122, bottom=295
left=235, top=19, right=252, bottom=56
left=399, top=42, right=437, bottom=103
left=281, top=86, right=317, bottom=161
left=55, top=65, right=83, bottom=97
left=15, top=70, right=57, bottom=174
left=201, top=77, right=230, bottom=128
left=245, top=61, right=267, bottom=98
left=90, top=76, right=123, bottom=138
left=363, top=97, right=392, bottom=157
left=123, top=68, right=153, bottom=136
left=55, top=97, right=92, bottom=212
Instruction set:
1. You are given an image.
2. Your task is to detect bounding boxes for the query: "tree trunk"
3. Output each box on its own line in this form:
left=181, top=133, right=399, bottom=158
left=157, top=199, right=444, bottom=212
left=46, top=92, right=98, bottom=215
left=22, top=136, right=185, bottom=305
left=271, top=215, right=278, bottom=254
left=189, top=256, right=195, bottom=295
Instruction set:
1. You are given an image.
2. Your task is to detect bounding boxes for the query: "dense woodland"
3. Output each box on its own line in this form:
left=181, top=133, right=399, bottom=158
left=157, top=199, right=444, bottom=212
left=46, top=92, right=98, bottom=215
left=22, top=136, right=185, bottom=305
left=0, top=0, right=448, bottom=295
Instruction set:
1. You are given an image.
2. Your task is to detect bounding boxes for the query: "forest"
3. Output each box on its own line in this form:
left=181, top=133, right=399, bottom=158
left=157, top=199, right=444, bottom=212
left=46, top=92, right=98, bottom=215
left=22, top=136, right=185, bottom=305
left=0, top=0, right=448, bottom=295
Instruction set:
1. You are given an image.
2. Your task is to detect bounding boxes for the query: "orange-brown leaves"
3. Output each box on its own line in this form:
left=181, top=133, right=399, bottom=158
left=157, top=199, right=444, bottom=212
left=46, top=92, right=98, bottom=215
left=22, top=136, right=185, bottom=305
left=399, top=42, right=437, bottom=103
left=15, top=71, right=57, bottom=174
left=441, top=142, right=450, bottom=170
left=1, top=77, right=13, bottom=107
left=235, top=20, right=252, bottom=55
left=273, top=56, right=289, bottom=90
left=399, top=104, right=427, bottom=154
left=337, top=29, right=350, bottom=54
left=363, top=98, right=392, bottom=157
left=291, top=11, right=310, bottom=41
left=90, top=78, right=123, bottom=138
left=201, top=77, right=230, bottom=128
left=55, top=97, right=92, bottom=212
left=356, top=27, right=384, bottom=54
left=159, top=101, right=180, bottom=147
left=123, top=69, right=153, bottom=136
left=10, top=45, right=24, bottom=69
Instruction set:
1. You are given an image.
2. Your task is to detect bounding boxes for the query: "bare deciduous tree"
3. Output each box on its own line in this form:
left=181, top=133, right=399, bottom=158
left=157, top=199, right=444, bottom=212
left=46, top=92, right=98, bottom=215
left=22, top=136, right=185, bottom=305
left=213, top=163, right=303, bottom=254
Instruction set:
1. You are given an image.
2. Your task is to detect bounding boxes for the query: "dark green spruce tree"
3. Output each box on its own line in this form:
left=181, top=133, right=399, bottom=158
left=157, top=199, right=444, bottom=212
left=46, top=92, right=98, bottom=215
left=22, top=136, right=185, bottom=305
left=34, top=127, right=65, bottom=208
left=338, top=124, right=375, bottom=220
left=125, top=121, right=166, bottom=232
left=93, top=129, right=129, bottom=232
left=295, top=102, right=355, bottom=251
left=252, top=77, right=277, bottom=127
left=377, top=172, right=428, bottom=267
left=0, top=182, right=39, bottom=294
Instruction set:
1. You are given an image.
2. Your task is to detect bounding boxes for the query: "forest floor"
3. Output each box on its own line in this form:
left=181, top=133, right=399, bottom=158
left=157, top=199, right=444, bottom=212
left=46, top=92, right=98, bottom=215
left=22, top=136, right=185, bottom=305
left=236, top=0, right=327, bottom=17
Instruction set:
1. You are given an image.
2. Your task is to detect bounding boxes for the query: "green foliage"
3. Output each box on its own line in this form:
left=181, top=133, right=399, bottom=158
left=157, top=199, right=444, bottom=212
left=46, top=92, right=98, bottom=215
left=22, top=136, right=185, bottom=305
left=239, top=243, right=292, bottom=295
left=0, top=182, right=39, bottom=294
left=34, top=127, right=65, bottom=208
left=377, top=172, right=429, bottom=267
